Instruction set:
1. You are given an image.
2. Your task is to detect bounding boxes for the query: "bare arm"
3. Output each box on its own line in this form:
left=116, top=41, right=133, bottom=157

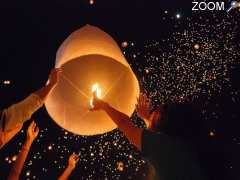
left=104, top=104, right=143, bottom=151
left=34, top=68, right=62, bottom=101
left=136, top=93, right=152, bottom=128
left=0, top=68, right=61, bottom=150
left=58, top=153, right=79, bottom=180
left=7, top=139, right=32, bottom=180
left=7, top=121, right=39, bottom=180
left=2, top=68, right=62, bottom=132
left=91, top=97, right=143, bottom=151
left=58, top=166, right=74, bottom=180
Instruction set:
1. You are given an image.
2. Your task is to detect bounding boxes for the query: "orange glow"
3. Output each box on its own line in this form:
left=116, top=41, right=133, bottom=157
left=90, top=83, right=102, bottom=108
left=45, top=25, right=140, bottom=135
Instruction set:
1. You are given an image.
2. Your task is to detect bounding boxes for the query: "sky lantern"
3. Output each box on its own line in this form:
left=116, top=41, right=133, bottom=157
left=45, top=25, right=140, bottom=135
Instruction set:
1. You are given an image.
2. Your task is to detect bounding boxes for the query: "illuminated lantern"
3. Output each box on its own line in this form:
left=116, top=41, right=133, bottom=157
left=89, top=0, right=94, bottom=5
left=45, top=25, right=140, bottom=135
left=194, top=43, right=200, bottom=50
left=121, top=41, right=128, bottom=48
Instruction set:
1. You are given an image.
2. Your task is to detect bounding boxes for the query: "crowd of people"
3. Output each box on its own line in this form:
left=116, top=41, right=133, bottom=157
left=0, top=68, right=206, bottom=180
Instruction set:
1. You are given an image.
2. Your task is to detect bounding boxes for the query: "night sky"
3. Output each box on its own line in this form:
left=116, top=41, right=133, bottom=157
left=0, top=0, right=240, bottom=180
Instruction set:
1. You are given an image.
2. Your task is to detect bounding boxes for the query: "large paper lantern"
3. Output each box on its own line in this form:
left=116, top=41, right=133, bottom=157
left=45, top=25, right=140, bottom=135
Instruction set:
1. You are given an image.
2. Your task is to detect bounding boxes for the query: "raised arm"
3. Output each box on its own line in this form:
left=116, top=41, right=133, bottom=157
left=7, top=121, right=39, bottom=180
left=136, top=93, right=152, bottom=128
left=3, top=68, right=62, bottom=130
left=58, top=153, right=79, bottom=180
left=136, top=93, right=162, bottom=131
left=34, top=68, right=62, bottom=101
left=91, top=94, right=143, bottom=151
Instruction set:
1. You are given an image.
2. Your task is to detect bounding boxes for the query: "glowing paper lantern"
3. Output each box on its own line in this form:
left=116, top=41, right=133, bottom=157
left=45, top=25, right=140, bottom=135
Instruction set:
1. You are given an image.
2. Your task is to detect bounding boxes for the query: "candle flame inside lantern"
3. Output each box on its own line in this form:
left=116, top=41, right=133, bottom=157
left=90, top=83, right=102, bottom=108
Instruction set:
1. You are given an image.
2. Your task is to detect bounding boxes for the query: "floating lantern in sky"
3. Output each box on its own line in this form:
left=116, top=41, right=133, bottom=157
left=209, top=131, right=215, bottom=137
left=45, top=25, right=140, bottom=135
left=3, top=80, right=11, bottom=85
left=176, top=13, right=181, bottom=19
left=89, top=0, right=94, bottom=5
left=194, top=43, right=200, bottom=50
left=121, top=41, right=128, bottom=48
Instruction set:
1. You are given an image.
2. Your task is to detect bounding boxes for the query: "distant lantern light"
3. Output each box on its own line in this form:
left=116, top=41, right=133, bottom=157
left=26, top=170, right=31, bottom=177
left=48, top=145, right=53, bottom=150
left=12, top=155, right=17, bottom=161
left=209, top=131, right=215, bottom=137
left=121, top=41, right=128, bottom=48
left=176, top=13, right=181, bottom=19
left=194, top=44, right=200, bottom=50
left=231, top=1, right=237, bottom=7
left=3, top=80, right=11, bottom=85
left=5, top=157, right=9, bottom=161
left=89, top=0, right=94, bottom=5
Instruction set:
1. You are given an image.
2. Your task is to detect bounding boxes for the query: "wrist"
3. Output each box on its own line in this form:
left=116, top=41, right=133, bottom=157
left=102, top=102, right=110, bottom=110
left=23, top=140, right=32, bottom=150
left=67, top=164, right=75, bottom=171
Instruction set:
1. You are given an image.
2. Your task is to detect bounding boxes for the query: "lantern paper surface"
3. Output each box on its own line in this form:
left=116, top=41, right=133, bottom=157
left=45, top=25, right=140, bottom=135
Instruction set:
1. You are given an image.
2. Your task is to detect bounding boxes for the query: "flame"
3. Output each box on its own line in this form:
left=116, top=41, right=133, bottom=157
left=90, top=83, right=102, bottom=108
left=92, top=83, right=102, bottom=98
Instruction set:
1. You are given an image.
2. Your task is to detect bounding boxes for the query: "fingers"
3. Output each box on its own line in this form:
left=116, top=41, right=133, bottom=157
left=138, top=92, right=150, bottom=108
left=51, top=67, right=63, bottom=73
left=29, top=120, right=35, bottom=129
left=32, top=121, right=36, bottom=130
left=135, top=104, right=139, bottom=111
left=29, top=120, right=39, bottom=134
left=49, top=68, right=63, bottom=78
left=35, top=127, right=40, bottom=135
left=75, top=156, right=79, bottom=163
left=70, top=153, right=79, bottom=163
left=140, top=93, right=144, bottom=107
left=73, top=154, right=79, bottom=162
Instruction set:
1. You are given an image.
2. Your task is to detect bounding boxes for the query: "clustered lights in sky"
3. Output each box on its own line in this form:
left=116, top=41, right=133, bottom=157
left=1, top=9, right=240, bottom=180
left=125, top=12, right=240, bottom=105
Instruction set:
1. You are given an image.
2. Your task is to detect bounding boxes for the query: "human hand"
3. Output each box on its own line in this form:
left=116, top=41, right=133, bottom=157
left=148, top=107, right=162, bottom=130
left=136, top=93, right=162, bottom=129
left=136, top=93, right=151, bottom=121
left=48, top=68, right=62, bottom=87
left=90, top=91, right=108, bottom=111
left=68, top=153, right=79, bottom=170
left=26, top=121, right=39, bottom=144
